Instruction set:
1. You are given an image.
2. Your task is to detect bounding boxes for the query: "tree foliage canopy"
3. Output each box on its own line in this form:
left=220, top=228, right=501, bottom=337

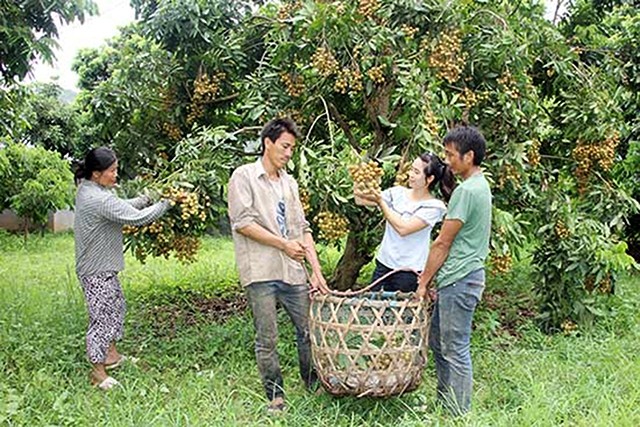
left=3, top=0, right=636, bottom=331
left=0, top=0, right=97, bottom=84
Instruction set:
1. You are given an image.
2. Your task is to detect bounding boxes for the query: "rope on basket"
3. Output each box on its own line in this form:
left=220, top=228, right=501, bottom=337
left=303, top=262, right=431, bottom=398
left=302, top=262, right=420, bottom=296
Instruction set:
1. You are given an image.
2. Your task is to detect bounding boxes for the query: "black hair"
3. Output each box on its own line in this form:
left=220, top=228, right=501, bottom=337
left=260, top=117, right=300, bottom=155
left=74, top=147, right=117, bottom=185
left=418, top=152, right=456, bottom=202
left=442, top=125, right=487, bottom=166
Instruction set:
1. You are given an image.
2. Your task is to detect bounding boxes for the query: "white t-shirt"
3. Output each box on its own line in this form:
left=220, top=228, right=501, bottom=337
left=376, top=186, right=447, bottom=271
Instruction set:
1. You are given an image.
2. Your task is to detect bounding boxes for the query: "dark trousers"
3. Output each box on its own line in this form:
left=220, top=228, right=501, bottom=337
left=370, top=260, right=419, bottom=292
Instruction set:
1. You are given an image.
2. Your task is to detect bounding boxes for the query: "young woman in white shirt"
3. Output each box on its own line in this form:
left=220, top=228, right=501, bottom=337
left=356, top=152, right=455, bottom=292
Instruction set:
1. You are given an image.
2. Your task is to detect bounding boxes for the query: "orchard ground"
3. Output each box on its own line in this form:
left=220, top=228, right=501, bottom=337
left=1, top=232, right=639, bottom=426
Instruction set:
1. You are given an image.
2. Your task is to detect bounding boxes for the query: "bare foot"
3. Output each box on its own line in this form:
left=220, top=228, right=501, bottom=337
left=90, top=369, right=109, bottom=386
left=105, top=343, right=122, bottom=365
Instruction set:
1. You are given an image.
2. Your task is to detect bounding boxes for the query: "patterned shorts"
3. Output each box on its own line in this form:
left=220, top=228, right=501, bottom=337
left=79, top=271, right=126, bottom=364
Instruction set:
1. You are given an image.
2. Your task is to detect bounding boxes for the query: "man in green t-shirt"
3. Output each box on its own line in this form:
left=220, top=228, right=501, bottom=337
left=417, top=125, right=492, bottom=415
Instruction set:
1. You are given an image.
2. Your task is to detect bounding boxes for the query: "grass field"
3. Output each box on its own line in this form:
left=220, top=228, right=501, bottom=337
left=1, top=232, right=639, bottom=426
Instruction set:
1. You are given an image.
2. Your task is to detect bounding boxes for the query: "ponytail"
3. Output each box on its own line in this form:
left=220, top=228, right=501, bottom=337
left=419, top=151, right=456, bottom=203
left=74, top=160, right=87, bottom=185
left=438, top=164, right=455, bottom=202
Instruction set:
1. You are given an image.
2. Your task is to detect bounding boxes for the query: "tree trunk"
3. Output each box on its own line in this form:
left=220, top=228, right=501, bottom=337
left=23, top=218, right=29, bottom=245
left=329, top=217, right=381, bottom=291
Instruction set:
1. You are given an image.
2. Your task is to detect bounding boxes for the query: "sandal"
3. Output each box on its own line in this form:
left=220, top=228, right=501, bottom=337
left=267, top=397, right=286, bottom=415
left=94, top=376, right=120, bottom=390
left=105, top=355, right=127, bottom=370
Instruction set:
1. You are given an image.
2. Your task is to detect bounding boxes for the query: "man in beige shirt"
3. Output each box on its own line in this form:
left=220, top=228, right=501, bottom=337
left=228, top=117, right=328, bottom=414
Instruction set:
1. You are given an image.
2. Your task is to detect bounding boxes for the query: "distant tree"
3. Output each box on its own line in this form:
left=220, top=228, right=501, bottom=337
left=0, top=143, right=75, bottom=238
left=0, top=0, right=97, bottom=84
left=19, top=83, right=81, bottom=158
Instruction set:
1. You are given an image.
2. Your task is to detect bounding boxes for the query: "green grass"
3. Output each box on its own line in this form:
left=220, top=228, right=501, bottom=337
left=1, top=232, right=639, bottom=426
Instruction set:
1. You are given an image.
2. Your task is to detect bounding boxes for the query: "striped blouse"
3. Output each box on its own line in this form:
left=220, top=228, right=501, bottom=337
left=74, top=180, right=170, bottom=277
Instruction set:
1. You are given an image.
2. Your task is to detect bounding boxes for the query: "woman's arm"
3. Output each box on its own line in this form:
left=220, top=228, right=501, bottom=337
left=99, top=195, right=170, bottom=226
left=378, top=199, right=429, bottom=236
left=356, top=188, right=429, bottom=237
left=123, top=195, right=151, bottom=209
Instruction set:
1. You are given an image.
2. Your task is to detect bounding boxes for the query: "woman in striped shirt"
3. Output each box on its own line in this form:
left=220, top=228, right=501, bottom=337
left=74, top=147, right=170, bottom=390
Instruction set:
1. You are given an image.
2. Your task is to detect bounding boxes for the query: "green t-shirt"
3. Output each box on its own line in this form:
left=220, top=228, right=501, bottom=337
left=436, top=173, right=492, bottom=288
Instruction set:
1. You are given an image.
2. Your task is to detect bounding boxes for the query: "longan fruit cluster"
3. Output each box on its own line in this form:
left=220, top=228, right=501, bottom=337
left=572, top=132, right=619, bottom=192
left=124, top=186, right=209, bottom=264
left=334, top=67, right=363, bottom=95
left=357, top=0, right=379, bottom=19
left=586, top=275, right=613, bottom=293
left=372, top=354, right=392, bottom=370
left=280, top=72, right=305, bottom=97
left=367, top=65, right=385, bottom=85
left=394, top=160, right=411, bottom=187
left=598, top=132, right=619, bottom=170
left=277, top=109, right=304, bottom=127
left=554, top=220, right=570, bottom=239
left=349, top=160, right=383, bottom=197
left=160, top=88, right=175, bottom=112
left=162, top=122, right=182, bottom=141
left=187, top=72, right=225, bottom=124
left=584, top=275, right=596, bottom=292
left=315, top=211, right=349, bottom=242
left=598, top=276, right=612, bottom=294
left=460, top=87, right=478, bottom=110
left=528, top=139, right=541, bottom=167
left=299, top=187, right=311, bottom=214
left=423, top=108, right=440, bottom=138
left=277, top=1, right=301, bottom=20
left=353, top=44, right=363, bottom=59
left=312, top=46, right=339, bottom=78
left=428, top=29, right=466, bottom=83
left=497, top=71, right=520, bottom=99
left=497, top=164, right=521, bottom=189
left=561, top=319, right=578, bottom=334
left=400, top=24, right=418, bottom=39
left=172, top=235, right=201, bottom=263
left=163, top=187, right=206, bottom=222
left=491, top=253, right=512, bottom=275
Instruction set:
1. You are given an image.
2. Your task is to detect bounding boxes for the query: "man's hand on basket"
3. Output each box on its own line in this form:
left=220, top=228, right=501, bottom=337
left=309, top=271, right=330, bottom=295
left=283, top=240, right=306, bottom=262
left=415, top=272, right=437, bottom=302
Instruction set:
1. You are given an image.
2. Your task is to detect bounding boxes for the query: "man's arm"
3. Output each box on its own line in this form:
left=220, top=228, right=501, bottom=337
left=236, top=223, right=306, bottom=262
left=416, top=219, right=463, bottom=299
left=229, top=168, right=306, bottom=261
left=303, top=231, right=330, bottom=293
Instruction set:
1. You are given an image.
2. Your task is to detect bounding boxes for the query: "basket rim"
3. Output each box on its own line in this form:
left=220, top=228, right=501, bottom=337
left=311, top=291, right=429, bottom=309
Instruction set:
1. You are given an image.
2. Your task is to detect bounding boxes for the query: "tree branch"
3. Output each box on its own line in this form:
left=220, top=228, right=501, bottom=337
left=327, top=102, right=361, bottom=152
left=203, top=92, right=241, bottom=105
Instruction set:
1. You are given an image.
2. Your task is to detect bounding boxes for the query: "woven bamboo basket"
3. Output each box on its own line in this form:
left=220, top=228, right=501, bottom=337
left=309, top=269, right=431, bottom=397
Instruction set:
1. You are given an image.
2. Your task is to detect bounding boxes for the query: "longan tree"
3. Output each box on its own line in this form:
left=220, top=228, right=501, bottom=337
left=228, top=0, right=636, bottom=330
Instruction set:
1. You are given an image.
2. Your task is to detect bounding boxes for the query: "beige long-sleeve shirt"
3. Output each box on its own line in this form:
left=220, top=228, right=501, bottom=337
left=228, top=159, right=310, bottom=286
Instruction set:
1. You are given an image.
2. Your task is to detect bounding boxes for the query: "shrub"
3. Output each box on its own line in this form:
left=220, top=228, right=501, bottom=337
left=0, top=142, right=74, bottom=236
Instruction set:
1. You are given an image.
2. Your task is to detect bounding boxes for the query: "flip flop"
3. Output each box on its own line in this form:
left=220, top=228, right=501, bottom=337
left=105, top=355, right=127, bottom=370
left=95, top=376, right=120, bottom=390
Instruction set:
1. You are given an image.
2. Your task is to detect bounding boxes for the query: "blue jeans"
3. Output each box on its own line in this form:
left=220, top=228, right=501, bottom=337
left=246, top=281, right=317, bottom=400
left=428, top=269, right=485, bottom=415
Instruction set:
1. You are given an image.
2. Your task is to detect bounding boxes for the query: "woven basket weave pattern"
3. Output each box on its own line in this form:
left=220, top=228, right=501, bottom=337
left=309, top=291, right=431, bottom=397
